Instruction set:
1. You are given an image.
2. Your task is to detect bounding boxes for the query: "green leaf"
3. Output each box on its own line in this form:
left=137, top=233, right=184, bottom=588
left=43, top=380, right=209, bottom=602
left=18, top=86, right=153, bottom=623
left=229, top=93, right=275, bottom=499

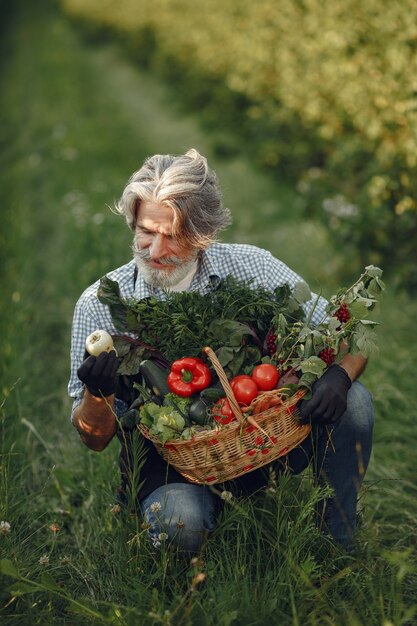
left=347, top=299, right=373, bottom=318
left=293, top=281, right=311, bottom=303
left=297, top=372, right=317, bottom=393
left=67, top=597, right=104, bottom=619
left=113, top=336, right=133, bottom=357
left=216, top=346, right=236, bottom=367
left=326, top=317, right=341, bottom=333
left=116, top=345, right=147, bottom=376
left=0, top=559, right=19, bottom=579
left=243, top=346, right=262, bottom=367
left=126, top=308, right=144, bottom=333
left=298, top=326, right=313, bottom=339
left=97, top=277, right=128, bottom=331
left=209, top=319, right=256, bottom=347
left=9, top=582, right=35, bottom=596
left=40, top=572, right=62, bottom=592
left=228, top=347, right=247, bottom=377
left=303, top=334, right=314, bottom=358
left=365, top=265, right=383, bottom=278
left=120, top=408, right=140, bottom=430
left=97, top=275, right=121, bottom=305
left=353, top=324, right=379, bottom=357
left=274, top=313, right=288, bottom=334
left=367, top=277, right=385, bottom=297
left=299, top=356, right=327, bottom=376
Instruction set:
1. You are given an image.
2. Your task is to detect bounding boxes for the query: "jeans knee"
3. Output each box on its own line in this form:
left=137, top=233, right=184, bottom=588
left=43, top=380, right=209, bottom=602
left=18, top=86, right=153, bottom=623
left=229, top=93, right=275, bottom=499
left=141, top=484, right=217, bottom=553
left=346, top=381, right=374, bottom=439
left=161, top=510, right=209, bottom=553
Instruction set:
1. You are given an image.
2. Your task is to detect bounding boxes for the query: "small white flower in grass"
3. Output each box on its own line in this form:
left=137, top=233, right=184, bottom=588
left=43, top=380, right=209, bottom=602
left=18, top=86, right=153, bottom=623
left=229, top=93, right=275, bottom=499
left=149, top=502, right=162, bottom=513
left=59, top=556, right=70, bottom=565
left=158, top=532, right=168, bottom=541
left=0, top=521, right=11, bottom=535
left=220, top=490, right=233, bottom=502
left=39, top=554, right=49, bottom=565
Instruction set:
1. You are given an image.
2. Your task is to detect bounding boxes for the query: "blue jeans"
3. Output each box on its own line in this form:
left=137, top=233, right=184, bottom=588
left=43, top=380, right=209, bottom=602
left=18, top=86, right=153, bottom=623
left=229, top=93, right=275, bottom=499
left=141, top=483, right=217, bottom=553
left=284, top=380, right=374, bottom=550
left=140, top=381, right=374, bottom=552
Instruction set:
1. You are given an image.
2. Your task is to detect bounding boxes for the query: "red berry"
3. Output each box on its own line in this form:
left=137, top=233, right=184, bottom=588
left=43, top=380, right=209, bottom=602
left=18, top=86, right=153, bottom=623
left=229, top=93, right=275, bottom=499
left=319, top=348, right=335, bottom=366
left=335, top=303, right=350, bottom=323
left=265, top=331, right=277, bottom=355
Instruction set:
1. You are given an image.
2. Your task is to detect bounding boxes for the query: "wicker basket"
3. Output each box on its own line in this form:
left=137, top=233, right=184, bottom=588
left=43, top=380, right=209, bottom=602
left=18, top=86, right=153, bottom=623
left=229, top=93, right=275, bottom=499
left=138, top=346, right=311, bottom=484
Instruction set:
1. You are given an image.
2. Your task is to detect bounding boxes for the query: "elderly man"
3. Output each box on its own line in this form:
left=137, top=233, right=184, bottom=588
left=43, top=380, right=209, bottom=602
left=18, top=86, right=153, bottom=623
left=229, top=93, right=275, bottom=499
left=69, top=149, right=374, bottom=553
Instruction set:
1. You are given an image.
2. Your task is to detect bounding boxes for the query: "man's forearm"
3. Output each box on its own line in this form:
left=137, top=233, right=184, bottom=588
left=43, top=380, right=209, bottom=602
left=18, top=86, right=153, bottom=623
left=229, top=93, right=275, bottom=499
left=339, top=352, right=368, bottom=382
left=73, top=390, right=117, bottom=451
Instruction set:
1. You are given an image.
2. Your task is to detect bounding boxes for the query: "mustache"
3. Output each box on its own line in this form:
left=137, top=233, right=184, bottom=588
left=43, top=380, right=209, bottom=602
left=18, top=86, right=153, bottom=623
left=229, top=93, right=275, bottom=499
left=132, top=242, right=184, bottom=267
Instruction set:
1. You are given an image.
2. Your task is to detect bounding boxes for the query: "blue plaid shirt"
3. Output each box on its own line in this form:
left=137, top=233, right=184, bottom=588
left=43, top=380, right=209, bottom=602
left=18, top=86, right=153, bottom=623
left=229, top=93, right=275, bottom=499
left=69, top=242, right=328, bottom=409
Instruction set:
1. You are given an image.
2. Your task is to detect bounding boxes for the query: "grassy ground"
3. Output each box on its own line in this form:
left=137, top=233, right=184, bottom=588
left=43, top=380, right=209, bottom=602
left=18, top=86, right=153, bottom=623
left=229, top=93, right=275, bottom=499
left=1, top=1, right=416, bottom=624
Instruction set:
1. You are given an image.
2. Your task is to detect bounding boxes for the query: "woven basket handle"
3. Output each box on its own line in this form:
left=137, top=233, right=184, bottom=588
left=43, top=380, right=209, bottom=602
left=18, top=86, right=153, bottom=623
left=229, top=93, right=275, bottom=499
left=202, top=346, right=245, bottom=422
left=202, top=346, right=272, bottom=439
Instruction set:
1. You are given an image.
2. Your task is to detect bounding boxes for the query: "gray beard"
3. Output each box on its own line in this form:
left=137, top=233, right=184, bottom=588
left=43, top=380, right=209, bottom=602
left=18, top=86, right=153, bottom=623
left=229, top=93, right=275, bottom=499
left=132, top=241, right=199, bottom=289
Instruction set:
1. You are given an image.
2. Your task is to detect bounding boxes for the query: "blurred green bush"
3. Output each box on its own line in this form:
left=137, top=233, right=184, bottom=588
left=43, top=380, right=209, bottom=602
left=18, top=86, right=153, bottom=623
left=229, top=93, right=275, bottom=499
left=61, top=0, right=417, bottom=290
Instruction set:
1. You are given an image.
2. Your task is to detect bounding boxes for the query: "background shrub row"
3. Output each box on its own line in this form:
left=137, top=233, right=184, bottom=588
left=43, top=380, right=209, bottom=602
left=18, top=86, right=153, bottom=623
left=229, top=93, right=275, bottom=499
left=61, top=0, right=417, bottom=290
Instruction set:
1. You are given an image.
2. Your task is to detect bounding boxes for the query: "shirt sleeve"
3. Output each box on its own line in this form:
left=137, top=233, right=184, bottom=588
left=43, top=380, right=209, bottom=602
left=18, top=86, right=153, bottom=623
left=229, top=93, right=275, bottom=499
left=68, top=284, right=102, bottom=409
left=262, top=252, right=328, bottom=326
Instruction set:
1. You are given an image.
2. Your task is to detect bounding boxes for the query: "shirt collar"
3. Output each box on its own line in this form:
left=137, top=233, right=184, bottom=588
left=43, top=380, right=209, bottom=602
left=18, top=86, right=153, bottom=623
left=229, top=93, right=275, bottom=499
left=192, top=248, right=221, bottom=292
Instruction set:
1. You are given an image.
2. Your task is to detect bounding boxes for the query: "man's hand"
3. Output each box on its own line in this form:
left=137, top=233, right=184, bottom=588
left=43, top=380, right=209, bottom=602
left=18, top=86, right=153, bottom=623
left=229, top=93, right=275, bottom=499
left=299, top=364, right=352, bottom=425
left=77, top=351, right=118, bottom=398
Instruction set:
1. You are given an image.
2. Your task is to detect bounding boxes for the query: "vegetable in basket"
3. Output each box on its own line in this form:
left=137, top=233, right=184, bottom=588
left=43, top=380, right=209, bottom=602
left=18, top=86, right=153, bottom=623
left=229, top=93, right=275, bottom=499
left=211, top=397, right=235, bottom=425
left=230, top=375, right=259, bottom=405
left=167, top=357, right=212, bottom=397
left=140, top=402, right=186, bottom=444
left=252, top=364, right=280, bottom=391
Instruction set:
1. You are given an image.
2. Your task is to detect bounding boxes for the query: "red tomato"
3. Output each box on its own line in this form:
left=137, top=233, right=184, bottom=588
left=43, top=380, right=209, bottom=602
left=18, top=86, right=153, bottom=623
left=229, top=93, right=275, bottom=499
left=230, top=375, right=259, bottom=406
left=230, top=374, right=252, bottom=386
left=252, top=364, right=280, bottom=391
left=212, top=398, right=235, bottom=425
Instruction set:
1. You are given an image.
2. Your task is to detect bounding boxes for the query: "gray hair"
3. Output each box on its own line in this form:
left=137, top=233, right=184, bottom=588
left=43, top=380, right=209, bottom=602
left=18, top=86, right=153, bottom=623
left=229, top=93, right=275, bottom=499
left=114, top=148, right=232, bottom=248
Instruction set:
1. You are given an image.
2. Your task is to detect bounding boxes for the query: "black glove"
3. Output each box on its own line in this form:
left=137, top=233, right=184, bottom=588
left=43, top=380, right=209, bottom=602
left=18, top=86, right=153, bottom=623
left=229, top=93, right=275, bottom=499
left=298, top=364, right=352, bottom=425
left=77, top=351, right=119, bottom=397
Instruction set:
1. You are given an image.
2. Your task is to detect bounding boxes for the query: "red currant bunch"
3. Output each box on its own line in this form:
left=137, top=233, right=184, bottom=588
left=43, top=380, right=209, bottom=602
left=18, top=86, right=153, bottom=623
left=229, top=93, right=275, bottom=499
left=319, top=347, right=336, bottom=366
left=266, top=332, right=277, bottom=355
left=335, top=302, right=350, bottom=323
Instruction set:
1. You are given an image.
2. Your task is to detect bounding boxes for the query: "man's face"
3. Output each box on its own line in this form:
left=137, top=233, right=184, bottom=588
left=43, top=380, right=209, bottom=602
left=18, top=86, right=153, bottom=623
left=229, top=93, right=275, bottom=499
left=133, top=200, right=198, bottom=288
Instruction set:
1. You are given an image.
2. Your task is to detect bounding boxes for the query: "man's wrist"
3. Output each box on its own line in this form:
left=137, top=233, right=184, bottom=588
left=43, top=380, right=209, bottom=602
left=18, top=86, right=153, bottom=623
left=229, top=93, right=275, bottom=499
left=333, top=363, right=352, bottom=384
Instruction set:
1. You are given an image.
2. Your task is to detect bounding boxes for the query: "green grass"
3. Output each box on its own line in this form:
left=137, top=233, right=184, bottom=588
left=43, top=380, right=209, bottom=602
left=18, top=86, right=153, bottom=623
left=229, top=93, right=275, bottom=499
left=0, top=1, right=416, bottom=625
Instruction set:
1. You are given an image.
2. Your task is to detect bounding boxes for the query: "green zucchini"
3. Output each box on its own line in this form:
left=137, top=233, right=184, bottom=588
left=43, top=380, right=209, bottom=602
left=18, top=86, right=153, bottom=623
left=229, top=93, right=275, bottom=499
left=189, top=398, right=211, bottom=426
left=139, top=360, right=170, bottom=397
left=199, top=382, right=224, bottom=403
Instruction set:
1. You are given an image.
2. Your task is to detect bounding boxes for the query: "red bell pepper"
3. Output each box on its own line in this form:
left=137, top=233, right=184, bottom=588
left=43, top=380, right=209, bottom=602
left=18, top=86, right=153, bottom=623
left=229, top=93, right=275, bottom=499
left=167, top=357, right=212, bottom=397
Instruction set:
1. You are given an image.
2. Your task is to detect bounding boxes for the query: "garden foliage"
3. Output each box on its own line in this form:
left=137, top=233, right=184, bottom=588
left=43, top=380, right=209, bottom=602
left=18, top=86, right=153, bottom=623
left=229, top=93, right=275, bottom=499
left=61, top=0, right=417, bottom=290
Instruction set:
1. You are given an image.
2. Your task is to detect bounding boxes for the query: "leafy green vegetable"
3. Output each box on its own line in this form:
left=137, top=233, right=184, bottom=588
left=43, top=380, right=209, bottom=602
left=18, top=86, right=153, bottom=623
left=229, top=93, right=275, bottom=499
left=98, top=275, right=305, bottom=364
left=163, top=393, right=192, bottom=421
left=139, top=402, right=186, bottom=444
